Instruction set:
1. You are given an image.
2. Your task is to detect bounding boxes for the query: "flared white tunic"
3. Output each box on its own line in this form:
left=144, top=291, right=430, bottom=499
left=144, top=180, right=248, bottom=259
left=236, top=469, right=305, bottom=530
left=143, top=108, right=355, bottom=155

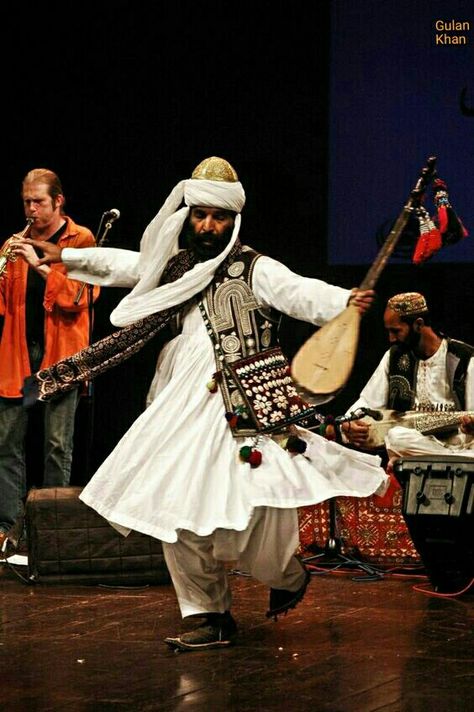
left=71, top=252, right=388, bottom=543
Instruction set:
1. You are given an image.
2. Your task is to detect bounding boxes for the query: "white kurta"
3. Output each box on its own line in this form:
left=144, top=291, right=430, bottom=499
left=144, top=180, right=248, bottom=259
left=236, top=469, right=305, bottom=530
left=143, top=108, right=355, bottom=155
left=348, top=340, right=474, bottom=457
left=64, top=250, right=388, bottom=543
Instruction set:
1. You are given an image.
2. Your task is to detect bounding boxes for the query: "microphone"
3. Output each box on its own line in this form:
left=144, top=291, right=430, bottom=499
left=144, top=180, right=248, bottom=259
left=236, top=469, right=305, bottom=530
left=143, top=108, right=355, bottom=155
left=359, top=407, right=384, bottom=421
left=334, top=411, right=364, bottom=424
left=103, top=208, right=120, bottom=223
left=334, top=407, right=383, bottom=424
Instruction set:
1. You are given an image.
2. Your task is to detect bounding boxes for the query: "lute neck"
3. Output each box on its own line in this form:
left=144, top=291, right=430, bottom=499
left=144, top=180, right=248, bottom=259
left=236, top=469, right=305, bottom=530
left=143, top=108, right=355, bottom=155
left=359, top=204, right=413, bottom=290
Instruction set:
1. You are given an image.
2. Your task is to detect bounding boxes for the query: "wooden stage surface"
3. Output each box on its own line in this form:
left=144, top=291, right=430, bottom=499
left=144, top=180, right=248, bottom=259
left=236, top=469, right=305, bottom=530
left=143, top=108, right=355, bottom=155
left=1, top=556, right=473, bottom=712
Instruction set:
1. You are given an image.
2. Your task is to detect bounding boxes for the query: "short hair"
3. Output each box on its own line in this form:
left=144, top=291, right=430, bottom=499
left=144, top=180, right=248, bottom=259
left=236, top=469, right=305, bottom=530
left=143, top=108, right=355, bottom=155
left=22, top=168, right=65, bottom=212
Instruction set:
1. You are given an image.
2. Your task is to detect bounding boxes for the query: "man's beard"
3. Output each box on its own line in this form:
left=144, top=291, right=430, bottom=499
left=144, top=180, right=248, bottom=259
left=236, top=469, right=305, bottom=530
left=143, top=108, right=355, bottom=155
left=398, top=326, right=422, bottom=352
left=184, top=224, right=234, bottom=261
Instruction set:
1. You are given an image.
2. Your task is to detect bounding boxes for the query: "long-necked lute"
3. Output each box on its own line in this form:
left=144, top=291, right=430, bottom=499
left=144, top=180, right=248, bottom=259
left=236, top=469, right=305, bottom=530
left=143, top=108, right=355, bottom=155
left=291, top=156, right=438, bottom=402
left=361, top=408, right=474, bottom=450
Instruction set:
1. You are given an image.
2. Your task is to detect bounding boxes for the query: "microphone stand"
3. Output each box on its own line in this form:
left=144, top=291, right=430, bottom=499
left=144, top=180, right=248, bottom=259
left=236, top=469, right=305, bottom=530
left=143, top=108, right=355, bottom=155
left=74, top=216, right=114, bottom=305
left=80, top=213, right=117, bottom=484
left=302, top=409, right=385, bottom=580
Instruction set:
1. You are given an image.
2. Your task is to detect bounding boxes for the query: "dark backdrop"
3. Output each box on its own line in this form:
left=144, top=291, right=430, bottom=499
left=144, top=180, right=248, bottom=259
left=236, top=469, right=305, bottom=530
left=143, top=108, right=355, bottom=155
left=1, top=1, right=472, bottom=485
left=328, top=0, right=474, bottom=266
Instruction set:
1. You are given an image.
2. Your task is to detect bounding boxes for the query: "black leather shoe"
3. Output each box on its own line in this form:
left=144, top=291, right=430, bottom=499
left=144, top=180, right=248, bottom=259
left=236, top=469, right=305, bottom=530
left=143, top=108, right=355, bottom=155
left=266, top=568, right=311, bottom=621
left=164, top=612, right=237, bottom=651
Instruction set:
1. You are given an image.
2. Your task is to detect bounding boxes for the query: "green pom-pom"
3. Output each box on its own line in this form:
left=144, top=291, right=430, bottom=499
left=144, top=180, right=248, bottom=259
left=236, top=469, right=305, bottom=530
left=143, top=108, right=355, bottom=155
left=239, top=445, right=252, bottom=461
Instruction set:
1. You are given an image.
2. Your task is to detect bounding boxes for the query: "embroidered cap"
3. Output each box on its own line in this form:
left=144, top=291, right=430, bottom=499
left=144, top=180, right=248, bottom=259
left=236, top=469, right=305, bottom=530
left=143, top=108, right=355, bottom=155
left=387, top=292, right=428, bottom=316
left=192, top=156, right=239, bottom=182
left=186, top=157, right=245, bottom=212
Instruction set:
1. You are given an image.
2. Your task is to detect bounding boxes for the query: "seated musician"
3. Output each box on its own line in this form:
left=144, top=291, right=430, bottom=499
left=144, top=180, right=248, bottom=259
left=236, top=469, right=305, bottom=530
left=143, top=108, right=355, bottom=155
left=341, top=292, right=474, bottom=459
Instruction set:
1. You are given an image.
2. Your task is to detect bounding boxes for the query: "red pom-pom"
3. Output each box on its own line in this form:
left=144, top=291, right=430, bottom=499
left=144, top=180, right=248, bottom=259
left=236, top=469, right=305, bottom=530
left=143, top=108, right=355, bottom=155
left=324, top=425, right=337, bottom=441
left=225, top=412, right=239, bottom=428
left=248, top=449, right=262, bottom=468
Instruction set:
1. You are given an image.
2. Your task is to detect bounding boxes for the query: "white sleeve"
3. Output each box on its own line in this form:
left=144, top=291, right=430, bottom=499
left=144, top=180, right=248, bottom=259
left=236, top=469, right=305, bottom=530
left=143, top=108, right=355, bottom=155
left=347, top=350, right=391, bottom=413
left=61, top=247, right=142, bottom=288
left=465, top=357, right=474, bottom=411
left=252, top=255, right=351, bottom=325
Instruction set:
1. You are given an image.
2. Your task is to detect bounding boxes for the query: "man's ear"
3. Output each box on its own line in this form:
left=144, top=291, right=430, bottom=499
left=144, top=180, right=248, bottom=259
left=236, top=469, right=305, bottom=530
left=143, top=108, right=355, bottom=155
left=54, top=195, right=65, bottom=211
left=414, top=317, right=425, bottom=332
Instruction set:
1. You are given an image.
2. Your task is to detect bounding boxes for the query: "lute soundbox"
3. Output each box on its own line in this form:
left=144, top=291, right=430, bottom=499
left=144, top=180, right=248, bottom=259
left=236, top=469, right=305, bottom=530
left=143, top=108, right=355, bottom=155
left=291, top=156, right=438, bottom=401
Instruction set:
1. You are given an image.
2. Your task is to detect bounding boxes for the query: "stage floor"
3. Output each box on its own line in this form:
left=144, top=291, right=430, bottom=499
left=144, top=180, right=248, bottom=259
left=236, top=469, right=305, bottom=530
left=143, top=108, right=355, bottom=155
left=1, top=558, right=473, bottom=711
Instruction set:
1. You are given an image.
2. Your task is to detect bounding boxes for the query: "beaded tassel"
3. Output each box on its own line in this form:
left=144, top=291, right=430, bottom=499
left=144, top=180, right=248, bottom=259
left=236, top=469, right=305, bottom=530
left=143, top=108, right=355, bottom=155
left=206, top=370, right=223, bottom=393
left=225, top=404, right=248, bottom=429
left=412, top=206, right=442, bottom=264
left=239, top=437, right=263, bottom=468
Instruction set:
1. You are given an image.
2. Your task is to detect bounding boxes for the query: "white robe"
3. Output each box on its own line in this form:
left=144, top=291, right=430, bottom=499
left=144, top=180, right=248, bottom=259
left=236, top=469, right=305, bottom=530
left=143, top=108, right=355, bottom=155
left=62, top=248, right=389, bottom=543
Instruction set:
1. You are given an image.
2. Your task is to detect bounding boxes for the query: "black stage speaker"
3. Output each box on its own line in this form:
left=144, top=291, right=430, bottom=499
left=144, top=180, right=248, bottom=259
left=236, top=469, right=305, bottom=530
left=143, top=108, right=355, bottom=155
left=393, top=455, right=474, bottom=593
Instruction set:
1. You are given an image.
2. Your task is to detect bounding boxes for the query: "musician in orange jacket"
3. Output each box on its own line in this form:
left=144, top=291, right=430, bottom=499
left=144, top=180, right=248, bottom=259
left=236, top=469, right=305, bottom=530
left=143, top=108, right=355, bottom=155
left=342, top=292, right=474, bottom=454
left=0, top=169, right=99, bottom=551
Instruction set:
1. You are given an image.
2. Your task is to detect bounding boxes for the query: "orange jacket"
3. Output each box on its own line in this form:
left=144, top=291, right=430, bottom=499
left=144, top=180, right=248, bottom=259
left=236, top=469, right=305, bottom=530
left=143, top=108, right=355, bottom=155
left=0, top=216, right=100, bottom=398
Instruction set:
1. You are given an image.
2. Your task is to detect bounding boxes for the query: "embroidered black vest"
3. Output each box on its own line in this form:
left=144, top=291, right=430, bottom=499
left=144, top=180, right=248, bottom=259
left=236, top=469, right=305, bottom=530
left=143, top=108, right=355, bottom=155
left=388, top=337, right=474, bottom=411
left=205, top=247, right=279, bottom=356
left=202, top=247, right=319, bottom=436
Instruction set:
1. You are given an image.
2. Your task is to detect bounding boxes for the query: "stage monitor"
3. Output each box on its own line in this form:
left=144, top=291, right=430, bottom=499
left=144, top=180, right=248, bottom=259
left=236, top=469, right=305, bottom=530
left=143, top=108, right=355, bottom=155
left=394, top=455, right=474, bottom=593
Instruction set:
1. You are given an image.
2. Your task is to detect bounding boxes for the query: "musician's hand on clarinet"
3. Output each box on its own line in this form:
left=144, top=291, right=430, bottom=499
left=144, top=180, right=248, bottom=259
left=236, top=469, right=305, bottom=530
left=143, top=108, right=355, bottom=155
left=348, top=288, right=375, bottom=315
left=21, top=239, right=64, bottom=265
left=460, top=414, right=474, bottom=435
left=341, top=419, right=370, bottom=447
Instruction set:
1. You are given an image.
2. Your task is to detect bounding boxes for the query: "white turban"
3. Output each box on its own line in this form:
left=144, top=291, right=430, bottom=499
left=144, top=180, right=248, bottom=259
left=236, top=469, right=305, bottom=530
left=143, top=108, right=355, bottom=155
left=110, top=177, right=246, bottom=326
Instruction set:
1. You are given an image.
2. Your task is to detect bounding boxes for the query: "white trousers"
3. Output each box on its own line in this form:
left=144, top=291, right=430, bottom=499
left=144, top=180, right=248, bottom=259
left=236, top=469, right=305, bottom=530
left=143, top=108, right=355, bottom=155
left=385, top=426, right=474, bottom=460
left=161, top=506, right=306, bottom=618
